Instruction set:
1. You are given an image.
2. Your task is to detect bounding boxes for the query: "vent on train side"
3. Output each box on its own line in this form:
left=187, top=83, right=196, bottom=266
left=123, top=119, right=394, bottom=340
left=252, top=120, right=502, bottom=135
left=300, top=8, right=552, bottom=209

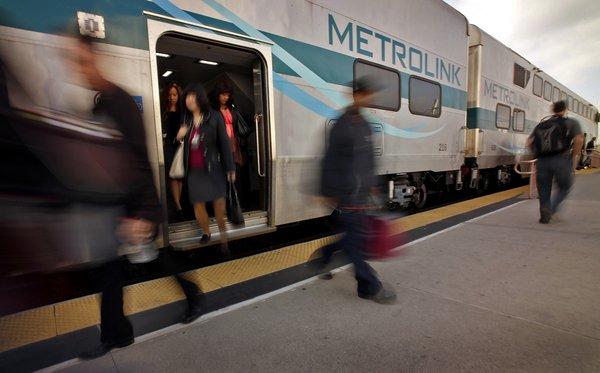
left=371, top=123, right=384, bottom=156
left=325, top=120, right=384, bottom=156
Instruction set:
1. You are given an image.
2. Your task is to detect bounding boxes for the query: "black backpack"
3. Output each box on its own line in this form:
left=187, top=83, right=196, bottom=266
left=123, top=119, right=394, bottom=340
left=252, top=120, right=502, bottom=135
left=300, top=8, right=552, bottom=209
left=532, top=116, right=573, bottom=157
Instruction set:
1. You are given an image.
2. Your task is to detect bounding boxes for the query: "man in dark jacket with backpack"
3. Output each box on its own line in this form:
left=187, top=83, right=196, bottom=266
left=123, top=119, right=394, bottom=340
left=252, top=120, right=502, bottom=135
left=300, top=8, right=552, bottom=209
left=528, top=100, right=583, bottom=224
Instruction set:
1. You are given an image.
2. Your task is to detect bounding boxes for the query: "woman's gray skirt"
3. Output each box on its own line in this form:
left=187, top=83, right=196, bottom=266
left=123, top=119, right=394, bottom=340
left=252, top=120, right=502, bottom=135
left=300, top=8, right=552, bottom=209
left=187, top=168, right=226, bottom=203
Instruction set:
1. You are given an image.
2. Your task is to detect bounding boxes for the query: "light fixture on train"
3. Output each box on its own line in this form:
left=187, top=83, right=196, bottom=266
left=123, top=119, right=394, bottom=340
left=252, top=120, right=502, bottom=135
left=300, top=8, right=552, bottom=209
left=156, top=52, right=172, bottom=58
left=198, top=59, right=219, bottom=66
left=162, top=70, right=173, bottom=77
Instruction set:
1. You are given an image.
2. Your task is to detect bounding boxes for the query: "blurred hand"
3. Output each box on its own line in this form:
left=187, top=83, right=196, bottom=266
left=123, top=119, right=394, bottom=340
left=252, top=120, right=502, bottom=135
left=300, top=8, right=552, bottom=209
left=118, top=218, right=155, bottom=245
left=227, top=170, right=236, bottom=183
left=176, top=126, right=188, bottom=142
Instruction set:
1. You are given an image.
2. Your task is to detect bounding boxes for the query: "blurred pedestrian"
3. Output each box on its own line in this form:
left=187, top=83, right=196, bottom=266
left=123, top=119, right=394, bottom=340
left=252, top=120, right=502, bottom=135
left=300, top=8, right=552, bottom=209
left=528, top=100, right=583, bottom=223
left=69, top=36, right=204, bottom=359
left=176, top=83, right=235, bottom=254
left=319, top=77, right=396, bottom=304
left=586, top=136, right=596, bottom=155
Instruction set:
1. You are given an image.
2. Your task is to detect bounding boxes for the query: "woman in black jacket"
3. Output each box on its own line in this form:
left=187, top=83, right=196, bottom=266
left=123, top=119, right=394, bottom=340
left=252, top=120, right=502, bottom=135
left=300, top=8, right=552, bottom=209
left=176, top=83, right=235, bottom=253
left=161, top=82, right=184, bottom=218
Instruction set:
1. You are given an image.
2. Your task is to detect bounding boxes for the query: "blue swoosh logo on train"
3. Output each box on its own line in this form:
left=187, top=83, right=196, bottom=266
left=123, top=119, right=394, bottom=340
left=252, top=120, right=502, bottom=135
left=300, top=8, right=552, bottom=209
left=153, top=0, right=447, bottom=139
left=487, top=138, right=529, bottom=155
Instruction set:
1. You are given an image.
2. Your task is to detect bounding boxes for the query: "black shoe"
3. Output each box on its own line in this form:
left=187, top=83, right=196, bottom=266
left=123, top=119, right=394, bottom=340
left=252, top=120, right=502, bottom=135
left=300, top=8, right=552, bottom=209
left=308, top=247, right=332, bottom=278
left=200, top=234, right=211, bottom=244
left=318, top=272, right=334, bottom=280
left=358, top=283, right=397, bottom=304
left=539, top=208, right=552, bottom=224
left=79, top=338, right=134, bottom=360
left=182, top=296, right=205, bottom=324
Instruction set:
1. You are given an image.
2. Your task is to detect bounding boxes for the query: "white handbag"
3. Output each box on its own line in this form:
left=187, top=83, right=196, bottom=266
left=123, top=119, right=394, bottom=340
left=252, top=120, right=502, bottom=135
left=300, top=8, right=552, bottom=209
left=169, top=142, right=185, bottom=179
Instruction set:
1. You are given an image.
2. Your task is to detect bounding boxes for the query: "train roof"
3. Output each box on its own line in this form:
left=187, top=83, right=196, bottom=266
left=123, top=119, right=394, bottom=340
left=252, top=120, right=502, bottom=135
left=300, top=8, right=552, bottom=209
left=469, top=24, right=598, bottom=112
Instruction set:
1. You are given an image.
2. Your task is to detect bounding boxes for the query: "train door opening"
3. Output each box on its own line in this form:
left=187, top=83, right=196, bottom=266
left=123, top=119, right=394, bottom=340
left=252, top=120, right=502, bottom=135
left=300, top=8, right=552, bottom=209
left=154, top=33, right=271, bottom=248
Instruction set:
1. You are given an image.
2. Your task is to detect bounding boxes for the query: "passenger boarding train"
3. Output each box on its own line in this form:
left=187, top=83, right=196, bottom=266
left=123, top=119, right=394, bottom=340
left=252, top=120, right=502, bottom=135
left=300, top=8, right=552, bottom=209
left=0, top=0, right=597, bottom=249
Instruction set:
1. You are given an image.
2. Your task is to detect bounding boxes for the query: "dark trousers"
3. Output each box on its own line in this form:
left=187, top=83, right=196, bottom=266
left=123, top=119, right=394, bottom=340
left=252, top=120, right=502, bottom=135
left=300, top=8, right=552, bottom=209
left=99, top=259, right=132, bottom=344
left=536, top=154, right=573, bottom=216
left=158, top=250, right=201, bottom=309
left=336, top=211, right=381, bottom=296
left=98, top=251, right=199, bottom=344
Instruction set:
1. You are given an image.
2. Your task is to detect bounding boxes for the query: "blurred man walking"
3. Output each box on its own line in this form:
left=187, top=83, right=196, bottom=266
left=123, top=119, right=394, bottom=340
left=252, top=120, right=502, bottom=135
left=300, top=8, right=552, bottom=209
left=528, top=100, right=583, bottom=224
left=319, top=77, right=396, bottom=304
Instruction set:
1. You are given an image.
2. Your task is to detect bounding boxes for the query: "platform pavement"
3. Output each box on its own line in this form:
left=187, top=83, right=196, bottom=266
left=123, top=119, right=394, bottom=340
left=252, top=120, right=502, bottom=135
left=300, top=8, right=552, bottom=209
left=57, top=173, right=600, bottom=372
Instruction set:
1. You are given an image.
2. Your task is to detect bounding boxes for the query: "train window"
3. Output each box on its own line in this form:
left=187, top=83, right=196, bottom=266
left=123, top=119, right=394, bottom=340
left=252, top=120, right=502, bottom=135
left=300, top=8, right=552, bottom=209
left=552, top=86, right=560, bottom=102
left=496, top=103, right=511, bottom=129
left=513, top=109, right=525, bottom=132
left=543, top=81, right=552, bottom=101
left=575, top=100, right=580, bottom=114
left=354, top=59, right=400, bottom=111
left=567, top=95, right=573, bottom=109
left=409, top=76, right=442, bottom=118
left=513, top=63, right=530, bottom=88
left=560, top=90, right=567, bottom=102
left=532, top=75, right=543, bottom=97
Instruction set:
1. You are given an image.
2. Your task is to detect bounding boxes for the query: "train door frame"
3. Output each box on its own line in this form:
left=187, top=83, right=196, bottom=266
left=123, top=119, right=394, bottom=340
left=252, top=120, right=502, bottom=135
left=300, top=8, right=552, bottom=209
left=145, top=15, right=277, bottom=249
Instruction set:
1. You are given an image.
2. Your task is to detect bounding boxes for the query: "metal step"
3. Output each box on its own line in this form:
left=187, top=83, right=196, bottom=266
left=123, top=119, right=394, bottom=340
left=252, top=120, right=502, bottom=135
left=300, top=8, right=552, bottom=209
left=168, top=211, right=274, bottom=251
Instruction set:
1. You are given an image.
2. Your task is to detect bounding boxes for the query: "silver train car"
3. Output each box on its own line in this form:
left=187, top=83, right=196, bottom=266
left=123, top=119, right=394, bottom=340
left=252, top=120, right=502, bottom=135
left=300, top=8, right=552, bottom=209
left=0, top=0, right=597, bottom=250
left=465, top=25, right=598, bottom=190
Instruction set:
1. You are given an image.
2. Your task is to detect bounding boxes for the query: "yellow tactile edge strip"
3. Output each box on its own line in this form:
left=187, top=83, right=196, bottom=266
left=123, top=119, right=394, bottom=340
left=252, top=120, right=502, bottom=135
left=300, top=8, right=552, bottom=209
left=1, top=177, right=587, bottom=353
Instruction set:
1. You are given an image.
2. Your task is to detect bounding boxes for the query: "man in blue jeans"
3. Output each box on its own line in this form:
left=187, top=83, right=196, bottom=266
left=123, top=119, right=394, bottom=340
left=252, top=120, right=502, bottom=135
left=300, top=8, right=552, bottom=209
left=319, top=77, right=396, bottom=304
left=528, top=101, right=583, bottom=224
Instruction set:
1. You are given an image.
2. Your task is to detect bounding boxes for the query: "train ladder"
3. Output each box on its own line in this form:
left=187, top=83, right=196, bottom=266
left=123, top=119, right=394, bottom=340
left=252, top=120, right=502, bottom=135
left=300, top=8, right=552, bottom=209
left=514, top=159, right=538, bottom=199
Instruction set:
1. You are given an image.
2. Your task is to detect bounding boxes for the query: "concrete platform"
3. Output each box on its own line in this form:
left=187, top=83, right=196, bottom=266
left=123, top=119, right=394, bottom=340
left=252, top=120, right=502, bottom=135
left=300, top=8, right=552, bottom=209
left=58, top=173, right=600, bottom=372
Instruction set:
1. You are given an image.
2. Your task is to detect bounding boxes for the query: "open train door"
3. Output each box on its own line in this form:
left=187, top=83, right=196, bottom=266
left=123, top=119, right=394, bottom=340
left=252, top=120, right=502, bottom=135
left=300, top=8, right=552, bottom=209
left=145, top=14, right=275, bottom=250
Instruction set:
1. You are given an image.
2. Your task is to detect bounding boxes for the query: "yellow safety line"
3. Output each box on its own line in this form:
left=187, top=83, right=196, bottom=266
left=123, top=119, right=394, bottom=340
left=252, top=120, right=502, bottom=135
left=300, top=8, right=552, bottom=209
left=0, top=184, right=530, bottom=352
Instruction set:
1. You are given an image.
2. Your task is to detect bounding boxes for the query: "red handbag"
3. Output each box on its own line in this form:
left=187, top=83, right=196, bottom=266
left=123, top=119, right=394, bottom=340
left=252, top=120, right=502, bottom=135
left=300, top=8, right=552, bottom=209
left=365, top=214, right=406, bottom=260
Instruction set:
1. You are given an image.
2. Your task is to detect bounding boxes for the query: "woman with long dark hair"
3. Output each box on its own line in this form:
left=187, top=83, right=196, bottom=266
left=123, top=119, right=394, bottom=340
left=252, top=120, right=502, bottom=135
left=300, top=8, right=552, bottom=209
left=212, top=81, right=244, bottom=168
left=176, top=83, right=235, bottom=253
left=162, top=82, right=184, bottom=217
